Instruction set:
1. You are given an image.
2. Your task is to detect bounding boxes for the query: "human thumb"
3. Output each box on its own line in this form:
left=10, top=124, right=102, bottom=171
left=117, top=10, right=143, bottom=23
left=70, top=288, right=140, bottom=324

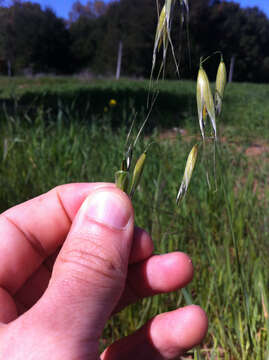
left=43, top=187, right=134, bottom=342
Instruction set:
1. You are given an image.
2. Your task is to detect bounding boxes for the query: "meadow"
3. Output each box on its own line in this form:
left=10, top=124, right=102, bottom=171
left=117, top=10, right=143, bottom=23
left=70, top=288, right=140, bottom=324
left=0, top=77, right=268, bottom=359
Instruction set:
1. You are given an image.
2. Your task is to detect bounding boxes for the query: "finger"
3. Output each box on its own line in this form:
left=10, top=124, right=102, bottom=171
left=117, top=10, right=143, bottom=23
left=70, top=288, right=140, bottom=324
left=44, top=227, right=153, bottom=273
left=0, top=288, right=17, bottom=323
left=44, top=249, right=61, bottom=272
left=14, top=265, right=50, bottom=312
left=102, top=305, right=208, bottom=360
left=41, top=187, right=134, bottom=342
left=129, top=227, right=154, bottom=264
left=13, top=227, right=153, bottom=313
left=0, top=182, right=114, bottom=294
left=115, top=252, right=193, bottom=312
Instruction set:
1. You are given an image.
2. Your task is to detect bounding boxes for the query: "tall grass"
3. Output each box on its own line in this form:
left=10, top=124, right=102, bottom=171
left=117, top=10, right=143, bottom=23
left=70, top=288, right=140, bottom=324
left=0, top=100, right=268, bottom=358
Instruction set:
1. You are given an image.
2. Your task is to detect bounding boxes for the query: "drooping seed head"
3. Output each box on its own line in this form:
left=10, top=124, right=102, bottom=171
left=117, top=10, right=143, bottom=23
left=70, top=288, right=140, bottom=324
left=156, top=4, right=166, bottom=50
left=152, top=4, right=166, bottom=70
left=176, top=144, right=198, bottom=204
left=197, top=65, right=217, bottom=140
left=130, top=151, right=147, bottom=199
left=215, top=57, right=227, bottom=116
left=151, top=0, right=185, bottom=79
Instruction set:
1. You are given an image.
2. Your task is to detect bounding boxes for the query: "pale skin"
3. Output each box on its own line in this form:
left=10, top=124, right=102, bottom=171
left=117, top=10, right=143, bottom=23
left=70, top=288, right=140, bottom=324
left=0, top=183, right=208, bottom=359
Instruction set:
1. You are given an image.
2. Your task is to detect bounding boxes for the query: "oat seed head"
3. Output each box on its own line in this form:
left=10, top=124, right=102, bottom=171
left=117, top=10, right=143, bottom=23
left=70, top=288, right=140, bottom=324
left=152, top=3, right=168, bottom=78
left=215, top=56, right=227, bottom=116
left=176, top=144, right=198, bottom=204
left=197, top=65, right=217, bottom=140
left=130, top=151, right=147, bottom=199
left=151, top=0, right=189, bottom=81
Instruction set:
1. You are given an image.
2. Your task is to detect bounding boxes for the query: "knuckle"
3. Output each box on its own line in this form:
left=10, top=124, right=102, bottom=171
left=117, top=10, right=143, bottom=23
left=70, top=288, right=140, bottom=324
left=59, top=234, right=126, bottom=287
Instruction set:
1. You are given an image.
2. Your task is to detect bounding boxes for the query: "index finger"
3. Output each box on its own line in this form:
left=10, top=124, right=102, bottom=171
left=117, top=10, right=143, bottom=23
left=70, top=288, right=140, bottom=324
left=0, top=183, right=114, bottom=294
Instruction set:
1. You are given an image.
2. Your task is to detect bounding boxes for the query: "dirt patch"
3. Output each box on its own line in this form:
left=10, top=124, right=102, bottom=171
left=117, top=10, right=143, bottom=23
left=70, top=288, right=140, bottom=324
left=158, top=127, right=185, bottom=141
left=158, top=127, right=199, bottom=143
left=158, top=128, right=268, bottom=200
left=245, top=143, right=269, bottom=157
left=158, top=128, right=269, bottom=160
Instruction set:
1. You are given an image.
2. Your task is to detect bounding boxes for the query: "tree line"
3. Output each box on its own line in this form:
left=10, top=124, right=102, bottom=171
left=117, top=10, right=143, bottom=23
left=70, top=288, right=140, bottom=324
left=0, top=0, right=269, bottom=82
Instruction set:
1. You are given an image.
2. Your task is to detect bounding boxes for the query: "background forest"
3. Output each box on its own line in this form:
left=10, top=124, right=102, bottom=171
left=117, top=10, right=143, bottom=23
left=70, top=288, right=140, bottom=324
left=0, top=0, right=269, bottom=82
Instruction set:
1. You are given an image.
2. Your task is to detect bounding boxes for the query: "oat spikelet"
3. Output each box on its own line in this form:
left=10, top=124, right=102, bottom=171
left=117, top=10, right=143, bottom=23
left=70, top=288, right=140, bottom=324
left=151, top=0, right=189, bottom=80
left=215, top=56, right=227, bottom=116
left=115, top=159, right=129, bottom=192
left=197, top=65, right=217, bottom=140
left=152, top=1, right=174, bottom=73
left=152, top=4, right=167, bottom=78
left=130, top=152, right=147, bottom=199
left=176, top=144, right=198, bottom=204
left=115, top=170, right=129, bottom=193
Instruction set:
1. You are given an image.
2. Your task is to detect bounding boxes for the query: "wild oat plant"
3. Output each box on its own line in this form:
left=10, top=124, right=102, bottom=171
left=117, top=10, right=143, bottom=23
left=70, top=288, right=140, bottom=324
left=110, top=1, right=268, bottom=358
left=0, top=0, right=268, bottom=358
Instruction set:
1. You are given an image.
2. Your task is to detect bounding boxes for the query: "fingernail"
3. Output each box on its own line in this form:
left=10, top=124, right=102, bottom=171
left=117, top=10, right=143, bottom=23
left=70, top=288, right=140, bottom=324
left=83, top=190, right=131, bottom=230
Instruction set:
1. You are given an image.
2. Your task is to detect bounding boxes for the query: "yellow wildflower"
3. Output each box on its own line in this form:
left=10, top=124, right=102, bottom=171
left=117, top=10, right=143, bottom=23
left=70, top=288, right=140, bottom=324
left=109, top=99, right=117, bottom=107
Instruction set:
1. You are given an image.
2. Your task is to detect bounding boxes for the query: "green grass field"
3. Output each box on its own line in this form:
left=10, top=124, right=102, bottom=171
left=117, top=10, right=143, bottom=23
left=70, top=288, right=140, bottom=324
left=0, top=78, right=268, bottom=359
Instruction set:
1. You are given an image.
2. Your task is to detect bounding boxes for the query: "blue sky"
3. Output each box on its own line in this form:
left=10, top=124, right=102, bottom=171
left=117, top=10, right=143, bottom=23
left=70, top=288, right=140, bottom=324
left=3, top=0, right=269, bottom=19
left=227, top=0, right=269, bottom=16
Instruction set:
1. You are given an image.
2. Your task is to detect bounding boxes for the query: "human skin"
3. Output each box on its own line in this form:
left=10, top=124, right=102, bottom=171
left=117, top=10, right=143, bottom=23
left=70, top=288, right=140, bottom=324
left=0, top=183, right=208, bottom=359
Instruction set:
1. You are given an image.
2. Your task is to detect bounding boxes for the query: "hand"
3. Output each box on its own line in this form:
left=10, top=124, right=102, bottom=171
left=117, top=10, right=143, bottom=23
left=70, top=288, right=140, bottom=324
left=0, top=183, right=207, bottom=359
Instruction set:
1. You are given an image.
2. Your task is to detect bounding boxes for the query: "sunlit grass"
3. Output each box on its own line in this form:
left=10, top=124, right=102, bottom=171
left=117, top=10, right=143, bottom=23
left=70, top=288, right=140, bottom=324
left=0, top=96, right=268, bottom=358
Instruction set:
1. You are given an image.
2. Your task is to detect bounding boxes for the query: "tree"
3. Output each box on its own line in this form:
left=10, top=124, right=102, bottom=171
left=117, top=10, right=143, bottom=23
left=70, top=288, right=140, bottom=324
left=201, top=2, right=269, bottom=81
left=69, top=15, right=101, bottom=71
left=1, top=0, right=269, bottom=80
left=68, top=0, right=108, bottom=23
left=30, top=7, right=72, bottom=73
left=0, top=2, right=71, bottom=74
left=90, top=0, right=157, bottom=77
left=68, top=0, right=109, bottom=72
